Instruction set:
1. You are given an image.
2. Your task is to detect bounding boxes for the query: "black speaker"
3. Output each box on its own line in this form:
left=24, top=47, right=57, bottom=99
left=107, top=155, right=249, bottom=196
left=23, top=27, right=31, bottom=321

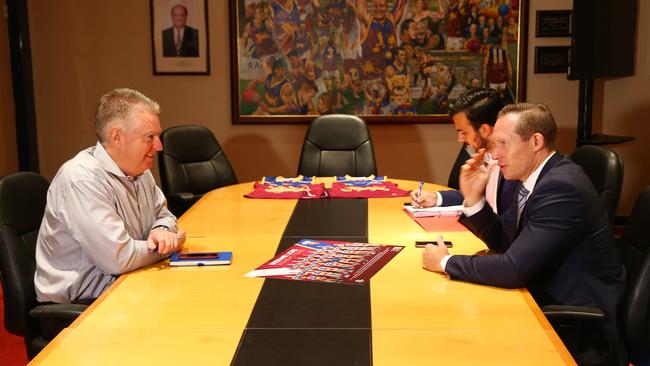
left=568, top=0, right=638, bottom=80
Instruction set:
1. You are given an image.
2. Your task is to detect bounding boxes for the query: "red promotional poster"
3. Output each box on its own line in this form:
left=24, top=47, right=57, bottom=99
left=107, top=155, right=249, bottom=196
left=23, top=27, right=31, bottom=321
left=245, top=239, right=404, bottom=285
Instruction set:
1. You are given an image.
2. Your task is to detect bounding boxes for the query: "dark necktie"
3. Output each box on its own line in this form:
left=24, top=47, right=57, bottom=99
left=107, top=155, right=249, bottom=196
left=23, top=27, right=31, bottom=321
left=175, top=30, right=182, bottom=55
left=516, top=184, right=529, bottom=227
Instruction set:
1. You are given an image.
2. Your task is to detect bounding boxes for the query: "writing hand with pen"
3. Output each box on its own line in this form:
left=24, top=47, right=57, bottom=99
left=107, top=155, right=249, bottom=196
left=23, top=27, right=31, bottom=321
left=409, top=180, right=437, bottom=208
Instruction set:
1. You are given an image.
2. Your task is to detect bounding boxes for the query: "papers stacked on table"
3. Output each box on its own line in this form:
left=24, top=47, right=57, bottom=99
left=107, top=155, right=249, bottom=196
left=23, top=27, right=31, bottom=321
left=404, top=205, right=464, bottom=218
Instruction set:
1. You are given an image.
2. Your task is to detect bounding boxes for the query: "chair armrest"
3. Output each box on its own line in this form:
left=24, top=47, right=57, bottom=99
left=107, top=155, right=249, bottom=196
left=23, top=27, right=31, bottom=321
left=542, top=305, right=621, bottom=365
left=167, top=192, right=195, bottom=202
left=29, top=303, right=88, bottom=321
left=166, top=192, right=196, bottom=217
left=542, top=305, right=606, bottom=321
left=29, top=303, right=89, bottom=342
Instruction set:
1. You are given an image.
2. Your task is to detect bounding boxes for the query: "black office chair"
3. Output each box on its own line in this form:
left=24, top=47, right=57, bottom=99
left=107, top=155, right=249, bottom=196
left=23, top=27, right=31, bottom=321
left=570, top=145, right=624, bottom=224
left=0, top=172, right=87, bottom=359
left=159, top=125, right=238, bottom=216
left=544, top=186, right=650, bottom=366
left=297, top=114, right=377, bottom=177
left=447, top=144, right=472, bottom=190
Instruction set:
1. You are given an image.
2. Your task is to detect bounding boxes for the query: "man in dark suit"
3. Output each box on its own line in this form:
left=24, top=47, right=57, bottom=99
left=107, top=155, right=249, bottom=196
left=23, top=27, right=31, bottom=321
left=162, top=4, right=199, bottom=57
left=423, top=103, right=626, bottom=366
left=411, top=88, right=517, bottom=215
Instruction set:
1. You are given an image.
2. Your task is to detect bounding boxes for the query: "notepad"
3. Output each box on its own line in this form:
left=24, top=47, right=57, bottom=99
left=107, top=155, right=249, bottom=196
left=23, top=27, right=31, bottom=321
left=404, top=205, right=463, bottom=218
left=169, top=251, right=232, bottom=267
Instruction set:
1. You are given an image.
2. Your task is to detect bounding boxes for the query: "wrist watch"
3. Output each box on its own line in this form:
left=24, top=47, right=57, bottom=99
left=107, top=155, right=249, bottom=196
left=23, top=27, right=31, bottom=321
left=152, top=225, right=170, bottom=231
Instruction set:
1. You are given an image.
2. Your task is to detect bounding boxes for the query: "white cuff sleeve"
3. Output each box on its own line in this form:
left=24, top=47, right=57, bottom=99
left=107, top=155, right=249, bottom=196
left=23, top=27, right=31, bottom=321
left=462, top=197, right=486, bottom=217
left=441, top=254, right=452, bottom=272
left=435, top=192, right=443, bottom=207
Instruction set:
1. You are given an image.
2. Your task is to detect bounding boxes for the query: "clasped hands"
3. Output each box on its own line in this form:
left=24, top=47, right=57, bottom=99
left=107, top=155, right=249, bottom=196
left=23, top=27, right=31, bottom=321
left=147, top=228, right=186, bottom=255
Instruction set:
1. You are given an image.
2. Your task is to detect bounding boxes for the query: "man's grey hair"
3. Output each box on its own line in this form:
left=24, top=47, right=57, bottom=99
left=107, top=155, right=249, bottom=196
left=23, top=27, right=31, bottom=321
left=94, top=88, right=160, bottom=142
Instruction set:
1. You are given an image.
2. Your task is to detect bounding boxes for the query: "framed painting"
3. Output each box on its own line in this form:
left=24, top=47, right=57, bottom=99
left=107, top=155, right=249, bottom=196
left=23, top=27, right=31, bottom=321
left=229, top=0, right=528, bottom=124
left=151, top=0, right=210, bottom=75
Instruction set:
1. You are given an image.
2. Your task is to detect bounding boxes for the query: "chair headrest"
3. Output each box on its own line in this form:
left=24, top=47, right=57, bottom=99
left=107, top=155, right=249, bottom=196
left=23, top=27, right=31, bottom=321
left=306, top=115, right=371, bottom=150
left=571, top=145, right=622, bottom=192
left=161, top=125, right=223, bottom=163
left=0, top=172, right=49, bottom=234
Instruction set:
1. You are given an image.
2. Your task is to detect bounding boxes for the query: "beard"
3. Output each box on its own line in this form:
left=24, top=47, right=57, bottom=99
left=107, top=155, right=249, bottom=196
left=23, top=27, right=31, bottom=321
left=474, top=134, right=489, bottom=150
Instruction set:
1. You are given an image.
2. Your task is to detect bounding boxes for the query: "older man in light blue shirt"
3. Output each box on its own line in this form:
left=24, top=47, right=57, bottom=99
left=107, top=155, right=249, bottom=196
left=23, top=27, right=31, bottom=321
left=35, top=88, right=185, bottom=304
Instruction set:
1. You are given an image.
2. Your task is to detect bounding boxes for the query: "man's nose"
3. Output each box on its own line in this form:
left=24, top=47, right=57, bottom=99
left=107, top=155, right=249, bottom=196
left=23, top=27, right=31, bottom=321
left=153, top=136, right=163, bottom=151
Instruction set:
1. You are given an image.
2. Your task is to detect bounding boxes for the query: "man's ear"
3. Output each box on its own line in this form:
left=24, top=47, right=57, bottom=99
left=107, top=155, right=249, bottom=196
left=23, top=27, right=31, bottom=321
left=107, top=126, right=122, bottom=146
left=479, top=123, right=492, bottom=138
left=531, top=132, right=545, bottom=151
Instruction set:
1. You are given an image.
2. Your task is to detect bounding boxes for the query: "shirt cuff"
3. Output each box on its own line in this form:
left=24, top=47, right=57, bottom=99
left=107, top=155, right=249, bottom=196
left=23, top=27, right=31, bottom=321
left=435, top=192, right=443, bottom=207
left=441, top=254, right=452, bottom=272
left=153, top=219, right=178, bottom=232
left=462, top=197, right=486, bottom=217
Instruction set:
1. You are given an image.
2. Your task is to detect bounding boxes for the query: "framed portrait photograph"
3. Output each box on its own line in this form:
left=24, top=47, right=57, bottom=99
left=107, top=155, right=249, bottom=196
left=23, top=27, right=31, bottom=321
left=229, top=0, right=528, bottom=124
left=534, top=46, right=569, bottom=73
left=535, top=10, right=571, bottom=37
left=151, top=0, right=210, bottom=75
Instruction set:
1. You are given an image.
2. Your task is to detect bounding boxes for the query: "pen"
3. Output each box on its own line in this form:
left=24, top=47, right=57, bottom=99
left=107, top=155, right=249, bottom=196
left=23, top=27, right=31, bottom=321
left=417, top=180, right=424, bottom=198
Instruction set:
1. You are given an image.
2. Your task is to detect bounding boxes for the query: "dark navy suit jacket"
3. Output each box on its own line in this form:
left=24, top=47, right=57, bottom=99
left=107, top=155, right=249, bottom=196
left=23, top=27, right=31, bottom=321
left=447, top=154, right=625, bottom=344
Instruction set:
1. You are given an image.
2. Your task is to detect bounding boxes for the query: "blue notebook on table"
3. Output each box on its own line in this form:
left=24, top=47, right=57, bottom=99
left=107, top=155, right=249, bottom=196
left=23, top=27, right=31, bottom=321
left=170, top=252, right=232, bottom=267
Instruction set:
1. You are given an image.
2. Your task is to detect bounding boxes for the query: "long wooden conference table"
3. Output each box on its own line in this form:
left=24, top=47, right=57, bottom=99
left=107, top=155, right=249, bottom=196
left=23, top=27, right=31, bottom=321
left=30, top=179, right=575, bottom=365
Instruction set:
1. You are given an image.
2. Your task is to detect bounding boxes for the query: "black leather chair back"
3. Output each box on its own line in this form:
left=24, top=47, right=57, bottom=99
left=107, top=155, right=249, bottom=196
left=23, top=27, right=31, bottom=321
left=298, top=115, right=377, bottom=177
left=618, top=186, right=650, bottom=363
left=571, top=145, right=623, bottom=223
left=159, top=125, right=237, bottom=215
left=0, top=172, right=48, bottom=337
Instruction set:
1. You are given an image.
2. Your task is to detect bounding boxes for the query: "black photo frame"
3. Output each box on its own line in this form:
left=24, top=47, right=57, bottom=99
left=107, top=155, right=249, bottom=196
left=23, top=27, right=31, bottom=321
left=534, top=46, right=570, bottom=73
left=535, top=10, right=571, bottom=37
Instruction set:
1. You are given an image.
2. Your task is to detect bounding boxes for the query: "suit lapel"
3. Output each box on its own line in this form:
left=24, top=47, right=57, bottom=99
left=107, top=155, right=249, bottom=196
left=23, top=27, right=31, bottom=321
left=515, top=153, right=564, bottom=236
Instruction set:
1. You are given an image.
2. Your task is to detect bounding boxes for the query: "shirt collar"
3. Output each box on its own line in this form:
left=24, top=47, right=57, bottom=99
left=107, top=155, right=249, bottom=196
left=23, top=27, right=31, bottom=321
left=92, top=141, right=139, bottom=180
left=521, top=151, right=557, bottom=195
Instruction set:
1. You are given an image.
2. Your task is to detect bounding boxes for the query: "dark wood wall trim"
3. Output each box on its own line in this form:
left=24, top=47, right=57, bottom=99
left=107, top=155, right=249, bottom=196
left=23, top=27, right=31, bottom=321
left=6, top=0, right=39, bottom=172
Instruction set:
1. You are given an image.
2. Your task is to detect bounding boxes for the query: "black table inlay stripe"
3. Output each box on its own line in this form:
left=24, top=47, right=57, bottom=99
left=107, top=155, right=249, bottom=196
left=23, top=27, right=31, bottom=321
left=232, top=329, right=372, bottom=366
left=282, top=199, right=368, bottom=238
left=247, top=237, right=371, bottom=329
left=232, top=199, right=373, bottom=366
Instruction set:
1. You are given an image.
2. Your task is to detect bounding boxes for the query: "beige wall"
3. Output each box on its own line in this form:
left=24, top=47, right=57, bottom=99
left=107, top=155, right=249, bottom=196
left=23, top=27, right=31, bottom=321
left=27, top=0, right=650, bottom=215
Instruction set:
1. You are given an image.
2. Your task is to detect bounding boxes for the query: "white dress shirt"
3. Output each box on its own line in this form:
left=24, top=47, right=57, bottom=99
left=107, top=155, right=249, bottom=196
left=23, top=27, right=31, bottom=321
left=34, top=142, right=177, bottom=303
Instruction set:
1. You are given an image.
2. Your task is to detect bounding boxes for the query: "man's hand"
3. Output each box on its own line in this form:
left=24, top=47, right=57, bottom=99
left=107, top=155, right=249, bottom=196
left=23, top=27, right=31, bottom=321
left=422, top=236, right=449, bottom=272
left=410, top=190, right=437, bottom=208
left=147, top=228, right=186, bottom=255
left=459, top=148, right=495, bottom=206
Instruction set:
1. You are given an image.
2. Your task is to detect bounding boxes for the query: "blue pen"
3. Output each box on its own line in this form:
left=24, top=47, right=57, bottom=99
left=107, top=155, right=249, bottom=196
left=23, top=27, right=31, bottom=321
left=417, top=180, right=424, bottom=198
